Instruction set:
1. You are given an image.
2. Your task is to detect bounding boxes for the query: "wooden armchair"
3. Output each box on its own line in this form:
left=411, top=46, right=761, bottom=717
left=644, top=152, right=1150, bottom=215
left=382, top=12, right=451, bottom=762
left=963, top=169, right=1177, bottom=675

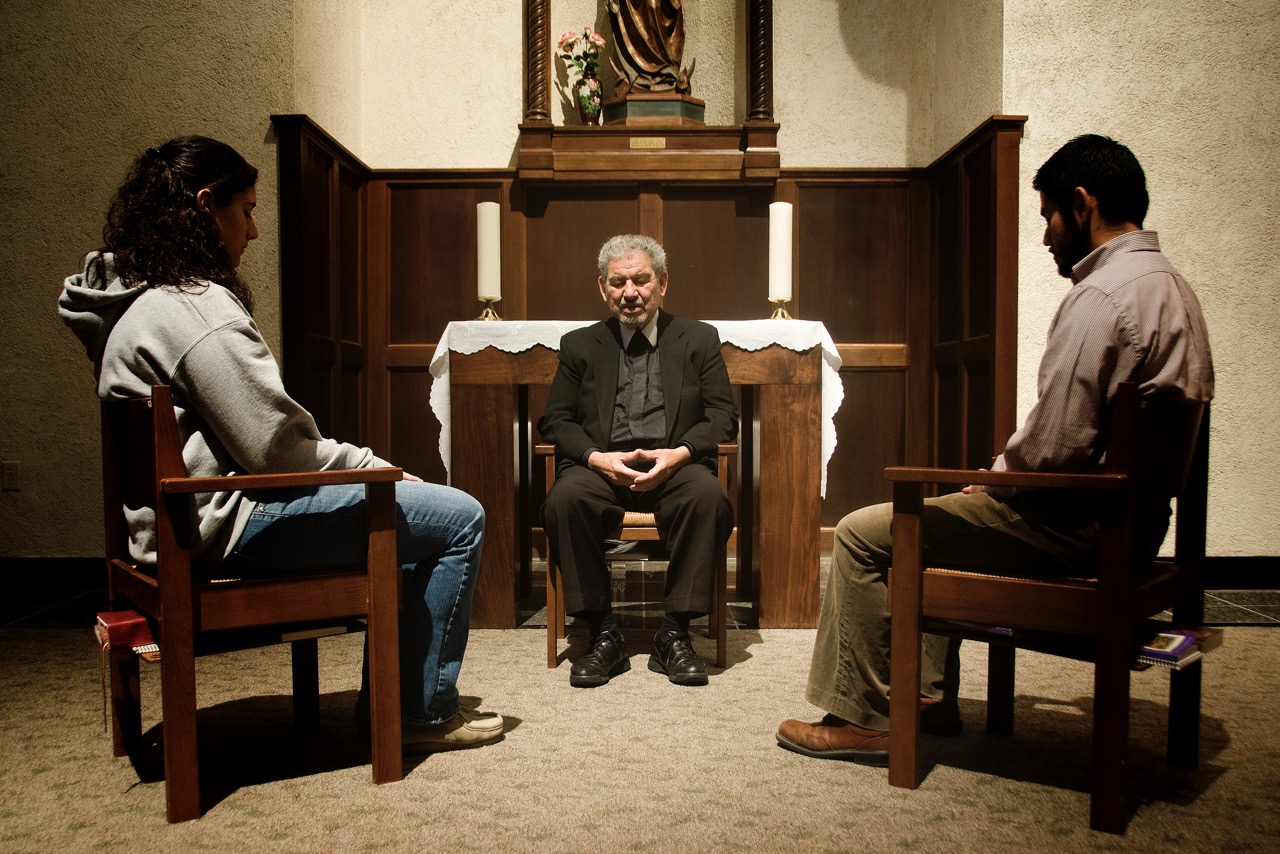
left=100, top=385, right=404, bottom=822
left=885, top=383, right=1210, bottom=833
left=536, top=442, right=739, bottom=669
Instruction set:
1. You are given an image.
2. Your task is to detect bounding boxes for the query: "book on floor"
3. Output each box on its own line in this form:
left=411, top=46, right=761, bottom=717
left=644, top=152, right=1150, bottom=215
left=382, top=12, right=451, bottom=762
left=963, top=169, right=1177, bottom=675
left=1136, top=625, right=1223, bottom=670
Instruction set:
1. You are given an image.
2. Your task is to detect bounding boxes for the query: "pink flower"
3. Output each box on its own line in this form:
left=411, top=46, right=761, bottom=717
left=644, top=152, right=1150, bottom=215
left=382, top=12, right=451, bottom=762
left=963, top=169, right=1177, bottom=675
left=589, top=32, right=607, bottom=49
left=557, top=32, right=576, bottom=51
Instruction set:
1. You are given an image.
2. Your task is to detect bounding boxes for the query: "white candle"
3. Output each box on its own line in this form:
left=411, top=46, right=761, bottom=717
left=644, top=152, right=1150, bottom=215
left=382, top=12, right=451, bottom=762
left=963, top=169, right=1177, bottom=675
left=768, top=201, right=793, bottom=302
left=476, top=201, right=501, bottom=301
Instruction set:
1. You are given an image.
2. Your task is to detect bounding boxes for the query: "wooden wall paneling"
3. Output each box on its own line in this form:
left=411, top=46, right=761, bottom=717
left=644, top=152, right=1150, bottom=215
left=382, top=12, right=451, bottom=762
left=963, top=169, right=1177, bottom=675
left=797, top=179, right=910, bottom=342
left=904, top=173, right=934, bottom=469
left=931, top=159, right=964, bottom=472
left=991, top=127, right=1023, bottom=449
left=387, top=183, right=503, bottom=345
left=378, top=180, right=510, bottom=487
left=272, top=115, right=373, bottom=444
left=934, top=359, right=963, bottom=470
left=365, top=180, right=393, bottom=463
left=790, top=176, right=927, bottom=528
left=299, top=142, right=335, bottom=433
left=337, top=165, right=365, bottom=446
left=661, top=186, right=774, bottom=321
left=826, top=372, right=908, bottom=521
left=521, top=186, right=640, bottom=319
left=926, top=116, right=1025, bottom=475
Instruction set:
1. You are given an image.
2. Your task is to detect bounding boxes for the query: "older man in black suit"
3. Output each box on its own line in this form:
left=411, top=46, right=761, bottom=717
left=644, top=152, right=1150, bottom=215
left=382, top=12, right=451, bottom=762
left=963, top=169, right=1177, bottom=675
left=540, top=234, right=738, bottom=688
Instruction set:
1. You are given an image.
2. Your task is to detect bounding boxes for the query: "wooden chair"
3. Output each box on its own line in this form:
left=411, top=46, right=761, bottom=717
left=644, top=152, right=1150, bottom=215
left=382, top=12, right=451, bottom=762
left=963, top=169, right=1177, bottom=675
left=537, top=442, right=739, bottom=669
left=885, top=382, right=1210, bottom=833
left=100, top=385, right=404, bottom=822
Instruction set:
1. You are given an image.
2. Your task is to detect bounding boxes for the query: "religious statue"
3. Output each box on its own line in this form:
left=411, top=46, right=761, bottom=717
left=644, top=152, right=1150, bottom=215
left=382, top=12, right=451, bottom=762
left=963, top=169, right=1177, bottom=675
left=607, top=0, right=696, bottom=95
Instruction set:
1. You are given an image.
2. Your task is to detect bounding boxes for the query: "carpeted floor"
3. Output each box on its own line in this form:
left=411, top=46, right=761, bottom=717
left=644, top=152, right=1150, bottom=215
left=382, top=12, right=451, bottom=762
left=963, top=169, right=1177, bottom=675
left=1, top=624, right=1278, bottom=852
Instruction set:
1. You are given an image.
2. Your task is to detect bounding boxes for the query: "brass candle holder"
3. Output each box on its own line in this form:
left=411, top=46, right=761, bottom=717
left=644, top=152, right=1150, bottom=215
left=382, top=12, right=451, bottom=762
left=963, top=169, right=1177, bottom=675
left=769, top=299, right=792, bottom=320
left=477, top=298, right=502, bottom=321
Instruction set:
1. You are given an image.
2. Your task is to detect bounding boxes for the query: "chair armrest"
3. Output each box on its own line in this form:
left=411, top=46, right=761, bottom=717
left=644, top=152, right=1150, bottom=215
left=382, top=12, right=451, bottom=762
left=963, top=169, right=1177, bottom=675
left=885, top=466, right=1127, bottom=492
left=161, top=466, right=404, bottom=495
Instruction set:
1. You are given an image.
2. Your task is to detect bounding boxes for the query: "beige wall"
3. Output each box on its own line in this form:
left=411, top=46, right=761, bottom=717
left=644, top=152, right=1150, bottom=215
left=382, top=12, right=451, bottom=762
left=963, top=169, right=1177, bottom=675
left=3, top=1, right=1276, bottom=558
left=1003, top=0, right=1280, bottom=556
left=2, top=0, right=293, bottom=556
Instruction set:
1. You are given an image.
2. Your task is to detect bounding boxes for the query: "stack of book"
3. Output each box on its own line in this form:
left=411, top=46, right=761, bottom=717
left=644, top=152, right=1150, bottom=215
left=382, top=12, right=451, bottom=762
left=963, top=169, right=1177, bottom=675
left=1135, top=625, right=1224, bottom=670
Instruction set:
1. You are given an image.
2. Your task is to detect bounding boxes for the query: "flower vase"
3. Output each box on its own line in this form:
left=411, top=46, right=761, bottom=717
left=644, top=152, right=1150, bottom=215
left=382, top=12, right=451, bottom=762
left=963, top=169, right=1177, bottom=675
left=573, top=71, right=603, bottom=125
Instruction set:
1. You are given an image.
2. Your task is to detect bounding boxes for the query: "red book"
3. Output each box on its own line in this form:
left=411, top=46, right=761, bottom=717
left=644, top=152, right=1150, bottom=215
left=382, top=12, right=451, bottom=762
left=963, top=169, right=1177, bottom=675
left=95, top=610, right=159, bottom=658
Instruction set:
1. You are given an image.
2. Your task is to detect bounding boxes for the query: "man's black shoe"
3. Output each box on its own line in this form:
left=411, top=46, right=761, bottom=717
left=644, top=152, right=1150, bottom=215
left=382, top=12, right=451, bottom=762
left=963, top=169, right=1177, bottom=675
left=648, top=629, right=708, bottom=686
left=569, top=629, right=630, bottom=687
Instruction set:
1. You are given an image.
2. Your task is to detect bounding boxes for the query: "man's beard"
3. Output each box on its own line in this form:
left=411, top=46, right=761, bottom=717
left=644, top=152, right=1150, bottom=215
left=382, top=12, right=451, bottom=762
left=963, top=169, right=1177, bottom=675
left=617, top=304, right=651, bottom=328
left=1055, top=220, right=1091, bottom=278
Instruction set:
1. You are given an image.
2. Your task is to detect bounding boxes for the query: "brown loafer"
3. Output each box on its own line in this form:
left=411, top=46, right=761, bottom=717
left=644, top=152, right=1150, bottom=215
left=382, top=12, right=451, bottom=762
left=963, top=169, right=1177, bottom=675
left=776, top=714, right=889, bottom=765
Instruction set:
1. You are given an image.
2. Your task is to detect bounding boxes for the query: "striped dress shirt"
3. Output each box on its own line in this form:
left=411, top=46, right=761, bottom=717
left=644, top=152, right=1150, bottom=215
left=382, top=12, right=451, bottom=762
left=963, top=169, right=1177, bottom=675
left=990, top=230, right=1214, bottom=497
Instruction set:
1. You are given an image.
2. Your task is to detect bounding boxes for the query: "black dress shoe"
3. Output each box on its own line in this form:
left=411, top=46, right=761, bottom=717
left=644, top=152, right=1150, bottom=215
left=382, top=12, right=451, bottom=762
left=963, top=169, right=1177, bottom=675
left=570, top=629, right=630, bottom=687
left=648, top=629, right=708, bottom=686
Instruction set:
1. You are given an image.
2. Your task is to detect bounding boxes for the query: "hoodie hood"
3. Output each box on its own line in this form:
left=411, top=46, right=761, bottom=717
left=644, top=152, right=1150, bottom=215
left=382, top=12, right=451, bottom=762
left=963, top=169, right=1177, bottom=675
left=58, top=251, right=147, bottom=371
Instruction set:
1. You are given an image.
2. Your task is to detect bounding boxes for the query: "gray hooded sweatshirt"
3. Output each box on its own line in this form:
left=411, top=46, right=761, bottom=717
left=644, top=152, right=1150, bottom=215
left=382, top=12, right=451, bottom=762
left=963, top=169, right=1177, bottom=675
left=59, top=251, right=388, bottom=569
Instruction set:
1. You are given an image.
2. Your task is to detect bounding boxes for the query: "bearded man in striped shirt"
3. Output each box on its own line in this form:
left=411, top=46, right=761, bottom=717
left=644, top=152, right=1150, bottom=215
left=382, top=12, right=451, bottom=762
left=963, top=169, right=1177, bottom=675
left=777, top=134, right=1215, bottom=765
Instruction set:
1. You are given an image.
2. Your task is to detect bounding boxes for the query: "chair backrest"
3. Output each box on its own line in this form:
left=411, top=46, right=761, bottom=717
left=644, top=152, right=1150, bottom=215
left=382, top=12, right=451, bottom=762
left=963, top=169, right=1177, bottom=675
left=100, top=390, right=169, bottom=571
left=1101, top=383, right=1207, bottom=559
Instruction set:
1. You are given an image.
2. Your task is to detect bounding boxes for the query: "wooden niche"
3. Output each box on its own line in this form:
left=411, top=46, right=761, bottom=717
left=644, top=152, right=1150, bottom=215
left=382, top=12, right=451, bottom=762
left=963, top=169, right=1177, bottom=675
left=516, top=0, right=780, bottom=182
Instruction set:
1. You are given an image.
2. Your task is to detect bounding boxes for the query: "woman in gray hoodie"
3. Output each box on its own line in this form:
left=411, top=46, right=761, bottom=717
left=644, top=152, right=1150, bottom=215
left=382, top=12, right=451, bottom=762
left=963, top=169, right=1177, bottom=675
left=59, top=136, right=503, bottom=752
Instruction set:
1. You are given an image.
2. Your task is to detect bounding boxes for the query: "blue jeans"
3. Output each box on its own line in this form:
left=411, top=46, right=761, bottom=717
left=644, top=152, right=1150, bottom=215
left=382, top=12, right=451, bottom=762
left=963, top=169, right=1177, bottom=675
left=224, top=480, right=485, bottom=725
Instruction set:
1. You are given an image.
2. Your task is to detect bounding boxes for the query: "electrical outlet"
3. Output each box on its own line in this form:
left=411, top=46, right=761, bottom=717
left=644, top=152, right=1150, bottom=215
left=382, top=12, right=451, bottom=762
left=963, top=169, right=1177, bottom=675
left=1, top=460, right=20, bottom=491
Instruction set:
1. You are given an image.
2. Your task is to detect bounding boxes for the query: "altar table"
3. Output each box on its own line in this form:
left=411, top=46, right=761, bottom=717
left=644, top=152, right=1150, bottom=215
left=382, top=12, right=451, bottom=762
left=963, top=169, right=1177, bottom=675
left=429, top=320, right=842, bottom=628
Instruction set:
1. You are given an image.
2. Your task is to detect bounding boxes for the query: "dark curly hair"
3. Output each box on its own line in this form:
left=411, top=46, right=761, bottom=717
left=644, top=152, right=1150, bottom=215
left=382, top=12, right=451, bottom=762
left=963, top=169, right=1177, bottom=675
left=97, top=135, right=258, bottom=313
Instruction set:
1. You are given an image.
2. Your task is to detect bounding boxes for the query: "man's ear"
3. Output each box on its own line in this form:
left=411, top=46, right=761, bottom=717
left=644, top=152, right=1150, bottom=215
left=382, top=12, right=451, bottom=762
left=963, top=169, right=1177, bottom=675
left=195, top=187, right=214, bottom=212
left=1071, top=186, right=1095, bottom=226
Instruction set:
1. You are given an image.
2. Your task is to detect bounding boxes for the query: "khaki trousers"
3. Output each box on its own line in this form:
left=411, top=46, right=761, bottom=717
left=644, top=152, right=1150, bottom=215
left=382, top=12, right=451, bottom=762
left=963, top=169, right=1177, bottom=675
left=806, top=490, right=1098, bottom=730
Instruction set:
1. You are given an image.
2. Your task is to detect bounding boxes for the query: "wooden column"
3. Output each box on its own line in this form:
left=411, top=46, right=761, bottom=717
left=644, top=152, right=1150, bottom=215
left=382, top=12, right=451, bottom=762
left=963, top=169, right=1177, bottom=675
left=747, top=0, right=773, bottom=122
left=524, top=0, right=551, bottom=125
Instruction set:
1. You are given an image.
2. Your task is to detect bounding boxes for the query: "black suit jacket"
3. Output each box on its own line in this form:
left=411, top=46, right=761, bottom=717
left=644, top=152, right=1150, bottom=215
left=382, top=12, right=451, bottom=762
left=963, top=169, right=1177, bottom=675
left=538, top=311, right=738, bottom=475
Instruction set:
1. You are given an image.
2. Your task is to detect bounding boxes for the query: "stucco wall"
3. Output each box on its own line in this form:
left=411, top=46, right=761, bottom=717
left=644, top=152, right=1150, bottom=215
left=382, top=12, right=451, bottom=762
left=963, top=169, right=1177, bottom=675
left=1, top=0, right=293, bottom=556
left=3, top=0, right=1277, bottom=558
left=1004, top=0, right=1280, bottom=555
left=293, top=0, right=363, bottom=148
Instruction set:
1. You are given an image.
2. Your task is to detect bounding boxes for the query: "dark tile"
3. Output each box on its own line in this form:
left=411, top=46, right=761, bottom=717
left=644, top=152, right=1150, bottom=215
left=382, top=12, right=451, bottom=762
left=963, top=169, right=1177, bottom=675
left=1205, top=590, right=1280, bottom=626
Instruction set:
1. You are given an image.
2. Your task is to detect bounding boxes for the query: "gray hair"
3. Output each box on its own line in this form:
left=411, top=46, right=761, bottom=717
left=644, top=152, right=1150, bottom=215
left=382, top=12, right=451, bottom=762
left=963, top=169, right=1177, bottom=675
left=597, top=234, right=667, bottom=279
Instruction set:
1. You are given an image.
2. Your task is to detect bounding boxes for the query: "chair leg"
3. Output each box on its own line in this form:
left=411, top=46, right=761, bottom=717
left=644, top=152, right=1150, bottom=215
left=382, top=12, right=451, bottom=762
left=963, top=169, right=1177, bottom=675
left=546, top=558, right=560, bottom=668
left=291, top=638, right=321, bottom=729
left=987, top=644, right=1015, bottom=735
left=887, top=495, right=924, bottom=790
left=159, top=647, right=201, bottom=822
left=714, top=547, right=727, bottom=669
left=1091, top=647, right=1132, bottom=833
left=108, top=647, right=141, bottom=757
left=1168, top=662, right=1202, bottom=769
left=365, top=500, right=404, bottom=786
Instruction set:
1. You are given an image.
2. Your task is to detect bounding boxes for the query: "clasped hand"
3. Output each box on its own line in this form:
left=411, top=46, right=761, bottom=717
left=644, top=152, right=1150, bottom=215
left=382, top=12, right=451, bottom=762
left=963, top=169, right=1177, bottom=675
left=588, top=447, right=691, bottom=492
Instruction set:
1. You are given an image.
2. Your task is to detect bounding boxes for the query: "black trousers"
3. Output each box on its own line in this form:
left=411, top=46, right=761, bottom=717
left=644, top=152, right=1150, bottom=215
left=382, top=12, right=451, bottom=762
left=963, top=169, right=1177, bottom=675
left=542, top=463, right=733, bottom=617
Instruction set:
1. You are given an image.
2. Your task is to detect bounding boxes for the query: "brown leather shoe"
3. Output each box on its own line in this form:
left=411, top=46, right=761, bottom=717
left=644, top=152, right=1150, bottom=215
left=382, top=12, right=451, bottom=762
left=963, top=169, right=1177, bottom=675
left=776, top=714, right=889, bottom=765
left=919, top=697, right=963, bottom=737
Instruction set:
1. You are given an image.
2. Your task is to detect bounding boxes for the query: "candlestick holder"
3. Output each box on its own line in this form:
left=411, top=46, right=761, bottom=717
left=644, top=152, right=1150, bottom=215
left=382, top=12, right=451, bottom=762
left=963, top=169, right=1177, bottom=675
left=769, top=299, right=792, bottom=320
left=476, top=298, right=502, bottom=321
